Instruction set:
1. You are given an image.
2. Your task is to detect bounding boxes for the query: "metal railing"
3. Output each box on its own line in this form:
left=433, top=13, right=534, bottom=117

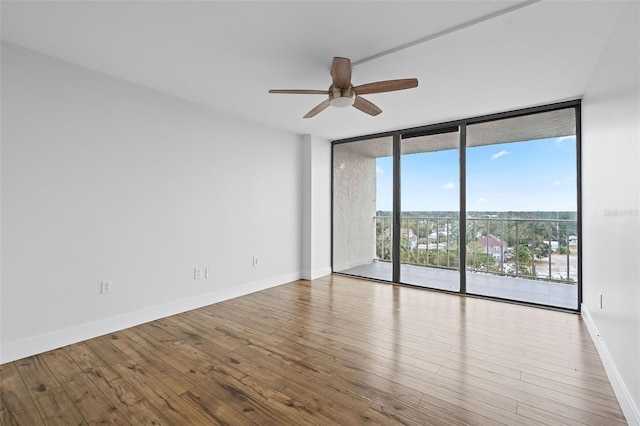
left=374, top=215, right=577, bottom=283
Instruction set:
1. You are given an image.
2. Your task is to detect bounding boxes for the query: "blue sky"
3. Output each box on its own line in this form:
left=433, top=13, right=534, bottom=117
left=376, top=136, right=577, bottom=212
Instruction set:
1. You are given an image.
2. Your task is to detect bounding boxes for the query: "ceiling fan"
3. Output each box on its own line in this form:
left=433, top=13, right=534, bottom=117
left=269, top=57, right=418, bottom=118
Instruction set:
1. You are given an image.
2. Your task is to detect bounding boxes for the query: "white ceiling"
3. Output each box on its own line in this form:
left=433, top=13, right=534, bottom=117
left=1, top=1, right=624, bottom=141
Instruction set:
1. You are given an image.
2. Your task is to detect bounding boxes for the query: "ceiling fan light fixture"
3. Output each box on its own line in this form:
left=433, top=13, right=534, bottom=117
left=329, top=85, right=355, bottom=108
left=330, top=96, right=355, bottom=108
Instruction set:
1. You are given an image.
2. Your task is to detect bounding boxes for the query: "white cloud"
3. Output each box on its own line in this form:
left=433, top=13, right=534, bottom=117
left=491, top=150, right=509, bottom=160
left=477, top=197, right=487, bottom=203
left=441, top=182, right=455, bottom=190
left=553, top=180, right=561, bottom=185
left=376, top=166, right=384, bottom=174
left=566, top=176, right=576, bottom=181
left=556, top=136, right=575, bottom=144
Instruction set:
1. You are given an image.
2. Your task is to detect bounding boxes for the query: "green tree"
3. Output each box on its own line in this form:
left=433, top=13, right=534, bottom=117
left=514, top=245, right=533, bottom=276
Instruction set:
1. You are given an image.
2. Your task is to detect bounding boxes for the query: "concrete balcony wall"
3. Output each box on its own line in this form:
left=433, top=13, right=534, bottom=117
left=333, top=144, right=377, bottom=271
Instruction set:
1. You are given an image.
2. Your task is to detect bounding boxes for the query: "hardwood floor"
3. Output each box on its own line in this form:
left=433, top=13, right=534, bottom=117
left=0, top=274, right=627, bottom=425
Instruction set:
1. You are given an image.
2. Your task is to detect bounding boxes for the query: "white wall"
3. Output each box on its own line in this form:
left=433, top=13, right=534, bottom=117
left=0, top=43, right=304, bottom=363
left=582, top=2, right=640, bottom=424
left=301, top=134, right=332, bottom=280
left=310, top=136, right=332, bottom=276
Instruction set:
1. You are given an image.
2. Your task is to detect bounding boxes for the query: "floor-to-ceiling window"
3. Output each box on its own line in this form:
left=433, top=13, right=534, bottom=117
left=465, top=108, right=578, bottom=309
left=332, top=101, right=580, bottom=310
left=333, top=136, right=394, bottom=282
left=399, top=128, right=460, bottom=291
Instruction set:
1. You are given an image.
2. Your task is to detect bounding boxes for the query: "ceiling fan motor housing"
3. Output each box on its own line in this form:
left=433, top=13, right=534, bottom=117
left=329, top=85, right=355, bottom=108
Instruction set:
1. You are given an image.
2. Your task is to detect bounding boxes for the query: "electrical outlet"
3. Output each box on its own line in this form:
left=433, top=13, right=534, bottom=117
left=204, top=268, right=211, bottom=279
left=253, top=256, right=259, bottom=267
left=101, top=281, right=112, bottom=294
left=194, top=268, right=202, bottom=280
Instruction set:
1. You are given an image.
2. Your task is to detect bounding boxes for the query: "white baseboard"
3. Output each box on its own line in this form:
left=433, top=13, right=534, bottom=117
left=300, top=266, right=332, bottom=281
left=581, top=305, right=640, bottom=426
left=0, top=272, right=301, bottom=364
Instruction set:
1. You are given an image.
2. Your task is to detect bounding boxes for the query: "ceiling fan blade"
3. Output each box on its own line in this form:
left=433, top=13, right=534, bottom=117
left=354, top=78, right=418, bottom=95
left=269, top=89, right=329, bottom=95
left=304, top=99, right=331, bottom=118
left=331, top=57, right=352, bottom=89
left=353, top=95, right=382, bottom=116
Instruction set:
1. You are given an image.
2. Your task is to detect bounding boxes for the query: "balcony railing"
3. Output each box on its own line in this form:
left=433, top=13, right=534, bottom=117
left=375, top=215, right=578, bottom=284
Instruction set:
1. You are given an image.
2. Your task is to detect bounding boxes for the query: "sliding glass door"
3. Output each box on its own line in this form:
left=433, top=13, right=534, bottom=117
left=332, top=102, right=580, bottom=310
left=399, top=129, right=460, bottom=291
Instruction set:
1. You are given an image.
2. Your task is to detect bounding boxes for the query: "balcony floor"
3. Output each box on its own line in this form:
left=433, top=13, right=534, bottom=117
left=338, top=261, right=578, bottom=310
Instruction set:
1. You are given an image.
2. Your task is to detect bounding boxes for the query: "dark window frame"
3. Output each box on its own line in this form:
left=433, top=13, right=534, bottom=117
left=331, top=99, right=582, bottom=313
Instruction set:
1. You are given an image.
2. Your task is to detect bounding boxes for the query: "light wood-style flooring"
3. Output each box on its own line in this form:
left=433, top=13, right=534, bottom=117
left=0, top=275, right=627, bottom=425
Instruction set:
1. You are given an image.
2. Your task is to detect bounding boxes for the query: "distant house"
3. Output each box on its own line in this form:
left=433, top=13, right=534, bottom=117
left=418, top=242, right=447, bottom=250
left=383, top=227, right=418, bottom=249
left=545, top=240, right=559, bottom=252
left=569, top=235, right=578, bottom=244
left=401, top=228, right=418, bottom=249
left=476, top=234, right=508, bottom=261
left=428, top=224, right=451, bottom=243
